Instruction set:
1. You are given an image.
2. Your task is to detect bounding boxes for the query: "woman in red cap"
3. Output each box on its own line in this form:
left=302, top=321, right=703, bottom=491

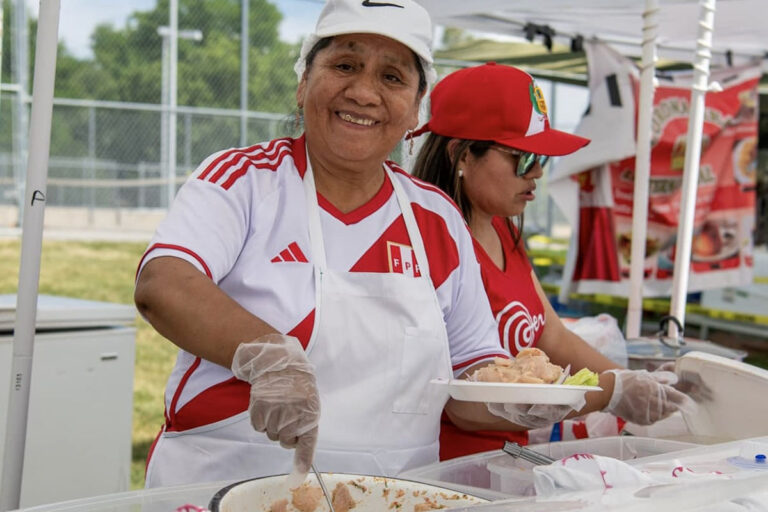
left=411, top=63, right=695, bottom=460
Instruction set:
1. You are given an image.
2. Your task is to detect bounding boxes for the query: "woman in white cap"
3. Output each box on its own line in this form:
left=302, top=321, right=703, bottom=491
left=135, top=0, right=513, bottom=488
left=411, top=63, right=696, bottom=460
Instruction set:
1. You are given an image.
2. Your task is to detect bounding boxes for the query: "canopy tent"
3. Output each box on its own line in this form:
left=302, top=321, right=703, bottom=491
left=416, top=0, right=767, bottom=337
left=432, top=38, right=768, bottom=89
left=418, top=0, right=768, bottom=70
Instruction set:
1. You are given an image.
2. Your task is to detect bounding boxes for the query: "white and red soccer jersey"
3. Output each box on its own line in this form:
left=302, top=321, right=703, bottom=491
left=138, top=136, right=506, bottom=431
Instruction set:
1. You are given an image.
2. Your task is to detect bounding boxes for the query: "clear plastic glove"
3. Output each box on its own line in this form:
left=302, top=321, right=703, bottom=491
left=604, top=368, right=696, bottom=425
left=657, top=361, right=714, bottom=403
left=486, top=396, right=584, bottom=429
left=231, top=333, right=320, bottom=487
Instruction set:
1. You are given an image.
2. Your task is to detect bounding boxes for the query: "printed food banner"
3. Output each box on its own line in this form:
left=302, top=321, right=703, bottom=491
left=549, top=41, right=760, bottom=299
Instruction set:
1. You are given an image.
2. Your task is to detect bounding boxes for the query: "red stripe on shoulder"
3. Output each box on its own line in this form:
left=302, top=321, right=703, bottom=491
left=137, top=243, right=213, bottom=279
left=222, top=146, right=291, bottom=190
left=198, top=139, right=283, bottom=181
left=197, top=138, right=294, bottom=189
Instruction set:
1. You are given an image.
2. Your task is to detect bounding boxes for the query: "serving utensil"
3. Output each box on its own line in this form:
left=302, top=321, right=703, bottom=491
left=502, top=441, right=556, bottom=466
left=311, top=464, right=336, bottom=512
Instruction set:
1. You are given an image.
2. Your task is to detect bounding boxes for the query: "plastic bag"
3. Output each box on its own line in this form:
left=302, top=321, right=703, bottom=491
left=562, top=313, right=628, bottom=367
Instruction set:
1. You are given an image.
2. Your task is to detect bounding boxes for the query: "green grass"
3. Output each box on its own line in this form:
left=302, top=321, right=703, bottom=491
left=0, top=239, right=177, bottom=490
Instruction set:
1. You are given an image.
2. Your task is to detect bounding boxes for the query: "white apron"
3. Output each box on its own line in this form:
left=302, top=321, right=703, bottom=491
left=145, top=161, right=452, bottom=488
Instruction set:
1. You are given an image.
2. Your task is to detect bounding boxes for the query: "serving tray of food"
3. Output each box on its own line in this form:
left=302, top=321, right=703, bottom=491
left=209, top=473, right=486, bottom=512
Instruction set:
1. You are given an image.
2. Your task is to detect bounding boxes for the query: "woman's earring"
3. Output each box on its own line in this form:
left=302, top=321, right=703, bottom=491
left=407, top=130, right=415, bottom=156
left=294, top=107, right=303, bottom=132
left=458, top=168, right=464, bottom=178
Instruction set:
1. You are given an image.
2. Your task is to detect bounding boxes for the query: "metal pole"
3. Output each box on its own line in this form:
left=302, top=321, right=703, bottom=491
left=185, top=112, right=192, bottom=170
left=160, top=32, right=169, bottom=190
left=167, top=0, right=178, bottom=209
left=12, top=0, right=29, bottom=226
left=546, top=81, right=557, bottom=237
left=0, top=0, right=60, bottom=509
left=88, top=105, right=96, bottom=222
left=668, top=0, right=717, bottom=338
left=625, top=0, right=659, bottom=339
left=240, top=0, right=249, bottom=146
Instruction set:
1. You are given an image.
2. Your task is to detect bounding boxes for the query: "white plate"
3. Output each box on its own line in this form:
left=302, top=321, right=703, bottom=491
left=210, top=473, right=486, bottom=512
left=432, top=378, right=600, bottom=405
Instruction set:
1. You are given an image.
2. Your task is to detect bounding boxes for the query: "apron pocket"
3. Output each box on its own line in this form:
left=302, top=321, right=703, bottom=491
left=392, top=327, right=445, bottom=414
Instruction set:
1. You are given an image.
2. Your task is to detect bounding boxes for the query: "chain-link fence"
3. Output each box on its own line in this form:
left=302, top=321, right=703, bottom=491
left=0, top=0, right=580, bottom=236
left=0, top=0, right=307, bottom=230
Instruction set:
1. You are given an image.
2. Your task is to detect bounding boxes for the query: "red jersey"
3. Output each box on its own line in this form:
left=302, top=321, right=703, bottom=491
left=440, top=216, right=546, bottom=460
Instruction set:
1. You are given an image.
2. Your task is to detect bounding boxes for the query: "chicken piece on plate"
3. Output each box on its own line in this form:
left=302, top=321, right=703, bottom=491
left=332, top=482, right=356, bottom=512
left=269, top=498, right=289, bottom=512
left=291, top=483, right=323, bottom=512
left=474, top=348, right=563, bottom=384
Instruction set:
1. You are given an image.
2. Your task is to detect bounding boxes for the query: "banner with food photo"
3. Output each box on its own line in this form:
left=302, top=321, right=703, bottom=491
left=550, top=41, right=760, bottom=298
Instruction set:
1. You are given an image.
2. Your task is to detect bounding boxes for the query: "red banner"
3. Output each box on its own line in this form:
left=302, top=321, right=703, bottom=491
left=550, top=42, right=760, bottom=298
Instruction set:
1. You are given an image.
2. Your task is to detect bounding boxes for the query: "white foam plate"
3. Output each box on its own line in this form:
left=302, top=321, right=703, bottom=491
left=431, top=378, right=600, bottom=405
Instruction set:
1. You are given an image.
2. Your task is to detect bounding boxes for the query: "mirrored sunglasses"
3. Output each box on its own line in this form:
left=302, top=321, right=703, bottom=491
left=491, top=146, right=550, bottom=177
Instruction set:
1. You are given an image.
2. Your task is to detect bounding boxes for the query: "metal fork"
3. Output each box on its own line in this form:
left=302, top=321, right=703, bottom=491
left=311, top=464, right=336, bottom=512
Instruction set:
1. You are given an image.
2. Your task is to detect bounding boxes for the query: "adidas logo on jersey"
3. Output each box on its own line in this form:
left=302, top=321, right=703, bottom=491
left=387, top=241, right=421, bottom=277
left=271, top=242, right=308, bottom=263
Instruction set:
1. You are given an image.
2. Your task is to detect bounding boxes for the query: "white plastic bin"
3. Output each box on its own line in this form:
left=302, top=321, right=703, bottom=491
left=487, top=436, right=699, bottom=496
left=400, top=436, right=698, bottom=499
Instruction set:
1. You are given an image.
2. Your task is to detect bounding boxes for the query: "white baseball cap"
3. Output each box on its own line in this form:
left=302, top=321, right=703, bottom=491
left=294, top=0, right=436, bottom=85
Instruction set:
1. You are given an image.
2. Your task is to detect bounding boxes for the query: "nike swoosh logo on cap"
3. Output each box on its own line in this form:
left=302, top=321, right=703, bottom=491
left=361, top=0, right=404, bottom=7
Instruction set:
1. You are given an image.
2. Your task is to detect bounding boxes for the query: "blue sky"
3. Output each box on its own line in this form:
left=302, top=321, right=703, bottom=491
left=27, top=0, right=323, bottom=58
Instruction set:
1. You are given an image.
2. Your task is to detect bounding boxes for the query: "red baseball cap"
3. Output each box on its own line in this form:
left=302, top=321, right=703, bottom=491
left=410, top=63, right=590, bottom=156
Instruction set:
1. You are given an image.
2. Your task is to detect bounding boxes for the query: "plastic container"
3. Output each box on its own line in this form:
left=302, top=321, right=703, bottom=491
left=401, top=436, right=698, bottom=499
left=633, top=435, right=768, bottom=477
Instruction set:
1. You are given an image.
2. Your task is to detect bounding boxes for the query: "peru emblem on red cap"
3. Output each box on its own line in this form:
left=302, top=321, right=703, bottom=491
left=530, top=82, right=548, bottom=116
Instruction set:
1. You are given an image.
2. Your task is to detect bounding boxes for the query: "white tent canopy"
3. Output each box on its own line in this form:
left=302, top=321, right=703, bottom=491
left=416, top=0, right=766, bottom=338
left=417, top=0, right=767, bottom=73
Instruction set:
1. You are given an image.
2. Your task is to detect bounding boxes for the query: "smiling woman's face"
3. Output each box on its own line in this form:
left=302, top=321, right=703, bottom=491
left=297, top=34, right=423, bottom=174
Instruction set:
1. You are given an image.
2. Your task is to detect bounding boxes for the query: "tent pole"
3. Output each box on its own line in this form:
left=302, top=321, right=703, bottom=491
left=0, top=1, right=61, bottom=510
left=625, top=0, right=659, bottom=339
left=668, top=0, right=717, bottom=338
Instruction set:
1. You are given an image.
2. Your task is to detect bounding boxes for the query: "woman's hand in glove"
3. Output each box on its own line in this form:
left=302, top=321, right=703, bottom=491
left=604, top=368, right=696, bottom=425
left=486, top=396, right=585, bottom=430
left=231, top=333, right=320, bottom=487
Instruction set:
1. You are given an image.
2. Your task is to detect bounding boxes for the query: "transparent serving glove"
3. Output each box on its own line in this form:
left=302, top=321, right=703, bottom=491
left=604, top=368, right=696, bottom=425
left=231, top=333, right=320, bottom=487
left=487, top=399, right=583, bottom=430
